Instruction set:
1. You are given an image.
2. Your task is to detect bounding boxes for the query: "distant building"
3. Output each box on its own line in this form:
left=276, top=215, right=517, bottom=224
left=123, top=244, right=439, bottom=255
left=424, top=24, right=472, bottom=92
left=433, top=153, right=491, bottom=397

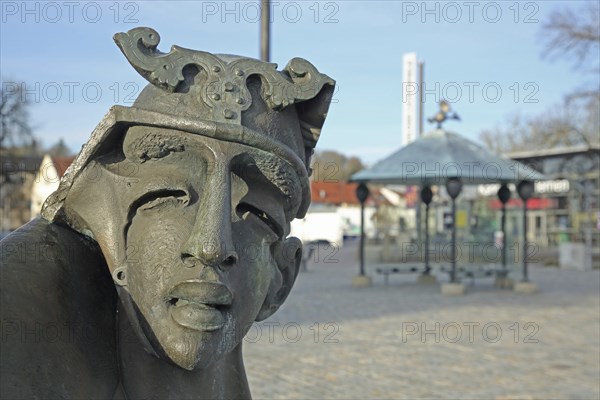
left=292, top=181, right=362, bottom=245
left=1, top=154, right=42, bottom=232
left=30, top=154, right=75, bottom=218
left=471, top=144, right=599, bottom=249
left=506, top=144, right=599, bottom=248
left=310, top=181, right=362, bottom=206
left=290, top=181, right=416, bottom=245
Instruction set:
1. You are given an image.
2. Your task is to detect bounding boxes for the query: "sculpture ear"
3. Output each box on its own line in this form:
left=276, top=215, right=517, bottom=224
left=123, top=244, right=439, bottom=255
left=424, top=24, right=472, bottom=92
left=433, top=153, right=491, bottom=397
left=255, top=237, right=302, bottom=322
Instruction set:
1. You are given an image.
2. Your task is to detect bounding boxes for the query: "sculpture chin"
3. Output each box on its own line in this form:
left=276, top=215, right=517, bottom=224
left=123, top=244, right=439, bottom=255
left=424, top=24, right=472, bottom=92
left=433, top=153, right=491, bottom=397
left=119, top=291, right=237, bottom=371
left=161, top=319, right=233, bottom=371
left=165, top=335, right=222, bottom=371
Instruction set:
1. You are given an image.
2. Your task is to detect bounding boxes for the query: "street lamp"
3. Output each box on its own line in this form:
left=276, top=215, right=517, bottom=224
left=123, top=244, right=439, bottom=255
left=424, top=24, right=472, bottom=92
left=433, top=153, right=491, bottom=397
left=445, top=178, right=463, bottom=283
left=355, top=183, right=370, bottom=277
left=517, top=180, right=534, bottom=282
left=497, top=184, right=511, bottom=270
left=420, top=186, right=433, bottom=275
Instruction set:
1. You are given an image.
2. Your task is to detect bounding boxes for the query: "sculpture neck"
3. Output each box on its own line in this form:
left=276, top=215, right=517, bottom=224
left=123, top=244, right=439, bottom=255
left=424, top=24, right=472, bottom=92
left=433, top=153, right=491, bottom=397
left=115, top=301, right=251, bottom=399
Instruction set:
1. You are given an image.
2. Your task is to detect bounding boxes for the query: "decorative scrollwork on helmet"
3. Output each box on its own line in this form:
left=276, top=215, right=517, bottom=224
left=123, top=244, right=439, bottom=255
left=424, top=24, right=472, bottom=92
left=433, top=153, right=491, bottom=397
left=113, top=27, right=334, bottom=124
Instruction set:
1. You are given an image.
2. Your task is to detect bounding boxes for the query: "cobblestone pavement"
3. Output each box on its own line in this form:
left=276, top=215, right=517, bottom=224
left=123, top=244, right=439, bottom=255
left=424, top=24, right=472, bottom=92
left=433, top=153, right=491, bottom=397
left=244, top=241, right=600, bottom=399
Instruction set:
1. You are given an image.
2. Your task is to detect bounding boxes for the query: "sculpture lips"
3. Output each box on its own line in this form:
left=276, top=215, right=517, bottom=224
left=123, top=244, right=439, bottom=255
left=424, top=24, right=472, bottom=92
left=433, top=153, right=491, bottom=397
left=168, top=281, right=233, bottom=331
left=168, top=281, right=233, bottom=306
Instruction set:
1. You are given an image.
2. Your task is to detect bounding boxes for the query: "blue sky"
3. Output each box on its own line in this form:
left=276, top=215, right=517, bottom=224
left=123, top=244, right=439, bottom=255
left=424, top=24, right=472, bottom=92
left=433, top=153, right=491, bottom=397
left=1, top=0, right=595, bottom=163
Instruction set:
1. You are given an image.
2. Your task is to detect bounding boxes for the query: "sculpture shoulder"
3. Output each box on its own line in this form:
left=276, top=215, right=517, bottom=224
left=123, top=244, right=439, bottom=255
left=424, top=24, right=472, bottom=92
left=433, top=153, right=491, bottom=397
left=0, top=218, right=120, bottom=399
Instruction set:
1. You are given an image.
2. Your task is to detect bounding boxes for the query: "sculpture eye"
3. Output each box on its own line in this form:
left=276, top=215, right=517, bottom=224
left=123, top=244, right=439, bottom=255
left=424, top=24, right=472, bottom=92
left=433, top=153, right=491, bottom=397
left=135, top=189, right=189, bottom=213
left=236, top=202, right=282, bottom=238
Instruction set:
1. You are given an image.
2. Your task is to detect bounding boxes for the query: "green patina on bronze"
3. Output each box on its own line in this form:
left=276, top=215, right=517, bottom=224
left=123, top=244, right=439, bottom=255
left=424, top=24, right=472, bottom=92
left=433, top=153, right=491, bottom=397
left=1, top=27, right=335, bottom=399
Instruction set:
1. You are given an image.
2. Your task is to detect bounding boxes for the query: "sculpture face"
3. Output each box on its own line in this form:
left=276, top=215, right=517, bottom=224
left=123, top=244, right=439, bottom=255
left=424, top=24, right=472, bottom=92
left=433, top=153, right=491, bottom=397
left=36, top=27, right=334, bottom=383
left=87, top=126, right=300, bottom=370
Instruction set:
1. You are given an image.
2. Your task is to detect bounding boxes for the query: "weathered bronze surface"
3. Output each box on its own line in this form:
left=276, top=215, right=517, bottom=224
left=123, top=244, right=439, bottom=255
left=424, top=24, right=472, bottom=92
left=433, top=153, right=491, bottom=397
left=0, top=27, right=334, bottom=399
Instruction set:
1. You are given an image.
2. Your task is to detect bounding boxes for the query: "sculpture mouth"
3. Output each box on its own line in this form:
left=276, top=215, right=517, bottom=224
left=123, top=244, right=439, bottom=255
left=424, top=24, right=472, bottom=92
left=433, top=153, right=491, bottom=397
left=167, top=281, right=233, bottom=331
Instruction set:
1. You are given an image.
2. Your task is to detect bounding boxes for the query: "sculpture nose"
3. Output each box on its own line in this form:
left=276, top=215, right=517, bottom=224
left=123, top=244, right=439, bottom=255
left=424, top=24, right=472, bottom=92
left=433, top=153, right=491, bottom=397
left=181, top=249, right=238, bottom=269
left=180, top=163, right=238, bottom=269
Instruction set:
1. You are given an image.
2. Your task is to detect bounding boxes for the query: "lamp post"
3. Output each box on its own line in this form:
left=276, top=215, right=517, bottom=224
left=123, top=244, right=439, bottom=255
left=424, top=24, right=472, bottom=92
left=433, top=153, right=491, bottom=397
left=497, top=184, right=511, bottom=269
left=420, top=186, right=433, bottom=275
left=517, top=180, right=534, bottom=282
left=355, top=183, right=370, bottom=277
left=445, top=178, right=463, bottom=283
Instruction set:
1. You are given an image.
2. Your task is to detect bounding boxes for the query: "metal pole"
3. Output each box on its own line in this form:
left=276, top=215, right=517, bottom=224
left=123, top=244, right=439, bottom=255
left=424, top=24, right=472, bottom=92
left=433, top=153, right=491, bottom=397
left=583, top=180, right=593, bottom=270
left=424, top=203, right=430, bottom=274
left=360, top=200, right=365, bottom=276
left=522, top=201, right=528, bottom=282
left=260, top=0, right=271, bottom=62
left=451, top=198, right=457, bottom=283
left=416, top=199, right=421, bottom=249
left=418, top=61, right=424, bottom=136
left=501, top=204, right=506, bottom=269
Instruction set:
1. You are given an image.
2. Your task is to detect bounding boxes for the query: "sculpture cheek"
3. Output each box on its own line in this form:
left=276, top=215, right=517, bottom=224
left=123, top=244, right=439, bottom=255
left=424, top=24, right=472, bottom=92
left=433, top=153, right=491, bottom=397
left=63, top=161, right=130, bottom=272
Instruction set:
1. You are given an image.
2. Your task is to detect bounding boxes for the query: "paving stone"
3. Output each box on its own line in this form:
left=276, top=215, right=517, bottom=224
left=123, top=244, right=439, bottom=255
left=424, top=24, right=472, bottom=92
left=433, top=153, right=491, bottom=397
left=244, top=242, right=600, bottom=399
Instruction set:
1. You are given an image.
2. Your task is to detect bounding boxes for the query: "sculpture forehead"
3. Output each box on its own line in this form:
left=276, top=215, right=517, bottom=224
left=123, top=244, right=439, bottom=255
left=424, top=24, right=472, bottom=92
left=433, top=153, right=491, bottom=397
left=124, top=125, right=295, bottom=167
left=122, top=126, right=302, bottom=208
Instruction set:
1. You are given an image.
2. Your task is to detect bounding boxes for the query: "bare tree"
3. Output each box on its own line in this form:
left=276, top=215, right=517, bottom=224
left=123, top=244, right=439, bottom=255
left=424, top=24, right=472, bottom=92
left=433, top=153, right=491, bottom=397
left=310, top=150, right=365, bottom=182
left=47, top=138, right=73, bottom=157
left=540, top=2, right=600, bottom=101
left=540, top=2, right=600, bottom=71
left=1, top=81, right=34, bottom=149
left=481, top=3, right=600, bottom=153
left=479, top=113, right=528, bottom=154
left=479, top=98, right=599, bottom=154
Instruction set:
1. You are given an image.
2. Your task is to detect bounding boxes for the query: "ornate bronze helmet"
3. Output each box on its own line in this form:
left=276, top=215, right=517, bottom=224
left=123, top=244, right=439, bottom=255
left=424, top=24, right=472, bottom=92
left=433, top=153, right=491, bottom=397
left=42, top=27, right=335, bottom=224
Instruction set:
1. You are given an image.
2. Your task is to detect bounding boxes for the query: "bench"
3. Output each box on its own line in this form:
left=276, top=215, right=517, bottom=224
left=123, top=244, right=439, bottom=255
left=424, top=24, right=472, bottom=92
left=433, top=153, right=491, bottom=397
left=373, top=264, right=425, bottom=285
left=439, top=266, right=516, bottom=286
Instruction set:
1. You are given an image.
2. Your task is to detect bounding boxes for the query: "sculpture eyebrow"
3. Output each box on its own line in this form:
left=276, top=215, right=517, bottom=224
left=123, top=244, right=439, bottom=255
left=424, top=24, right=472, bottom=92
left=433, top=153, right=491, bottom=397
left=128, top=132, right=186, bottom=162
left=256, top=152, right=286, bottom=177
left=237, top=151, right=300, bottom=199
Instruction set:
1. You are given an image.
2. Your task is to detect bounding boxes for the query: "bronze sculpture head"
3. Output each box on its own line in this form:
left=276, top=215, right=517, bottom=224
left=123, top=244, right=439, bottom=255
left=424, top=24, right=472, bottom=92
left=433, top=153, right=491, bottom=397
left=1, top=27, right=334, bottom=398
